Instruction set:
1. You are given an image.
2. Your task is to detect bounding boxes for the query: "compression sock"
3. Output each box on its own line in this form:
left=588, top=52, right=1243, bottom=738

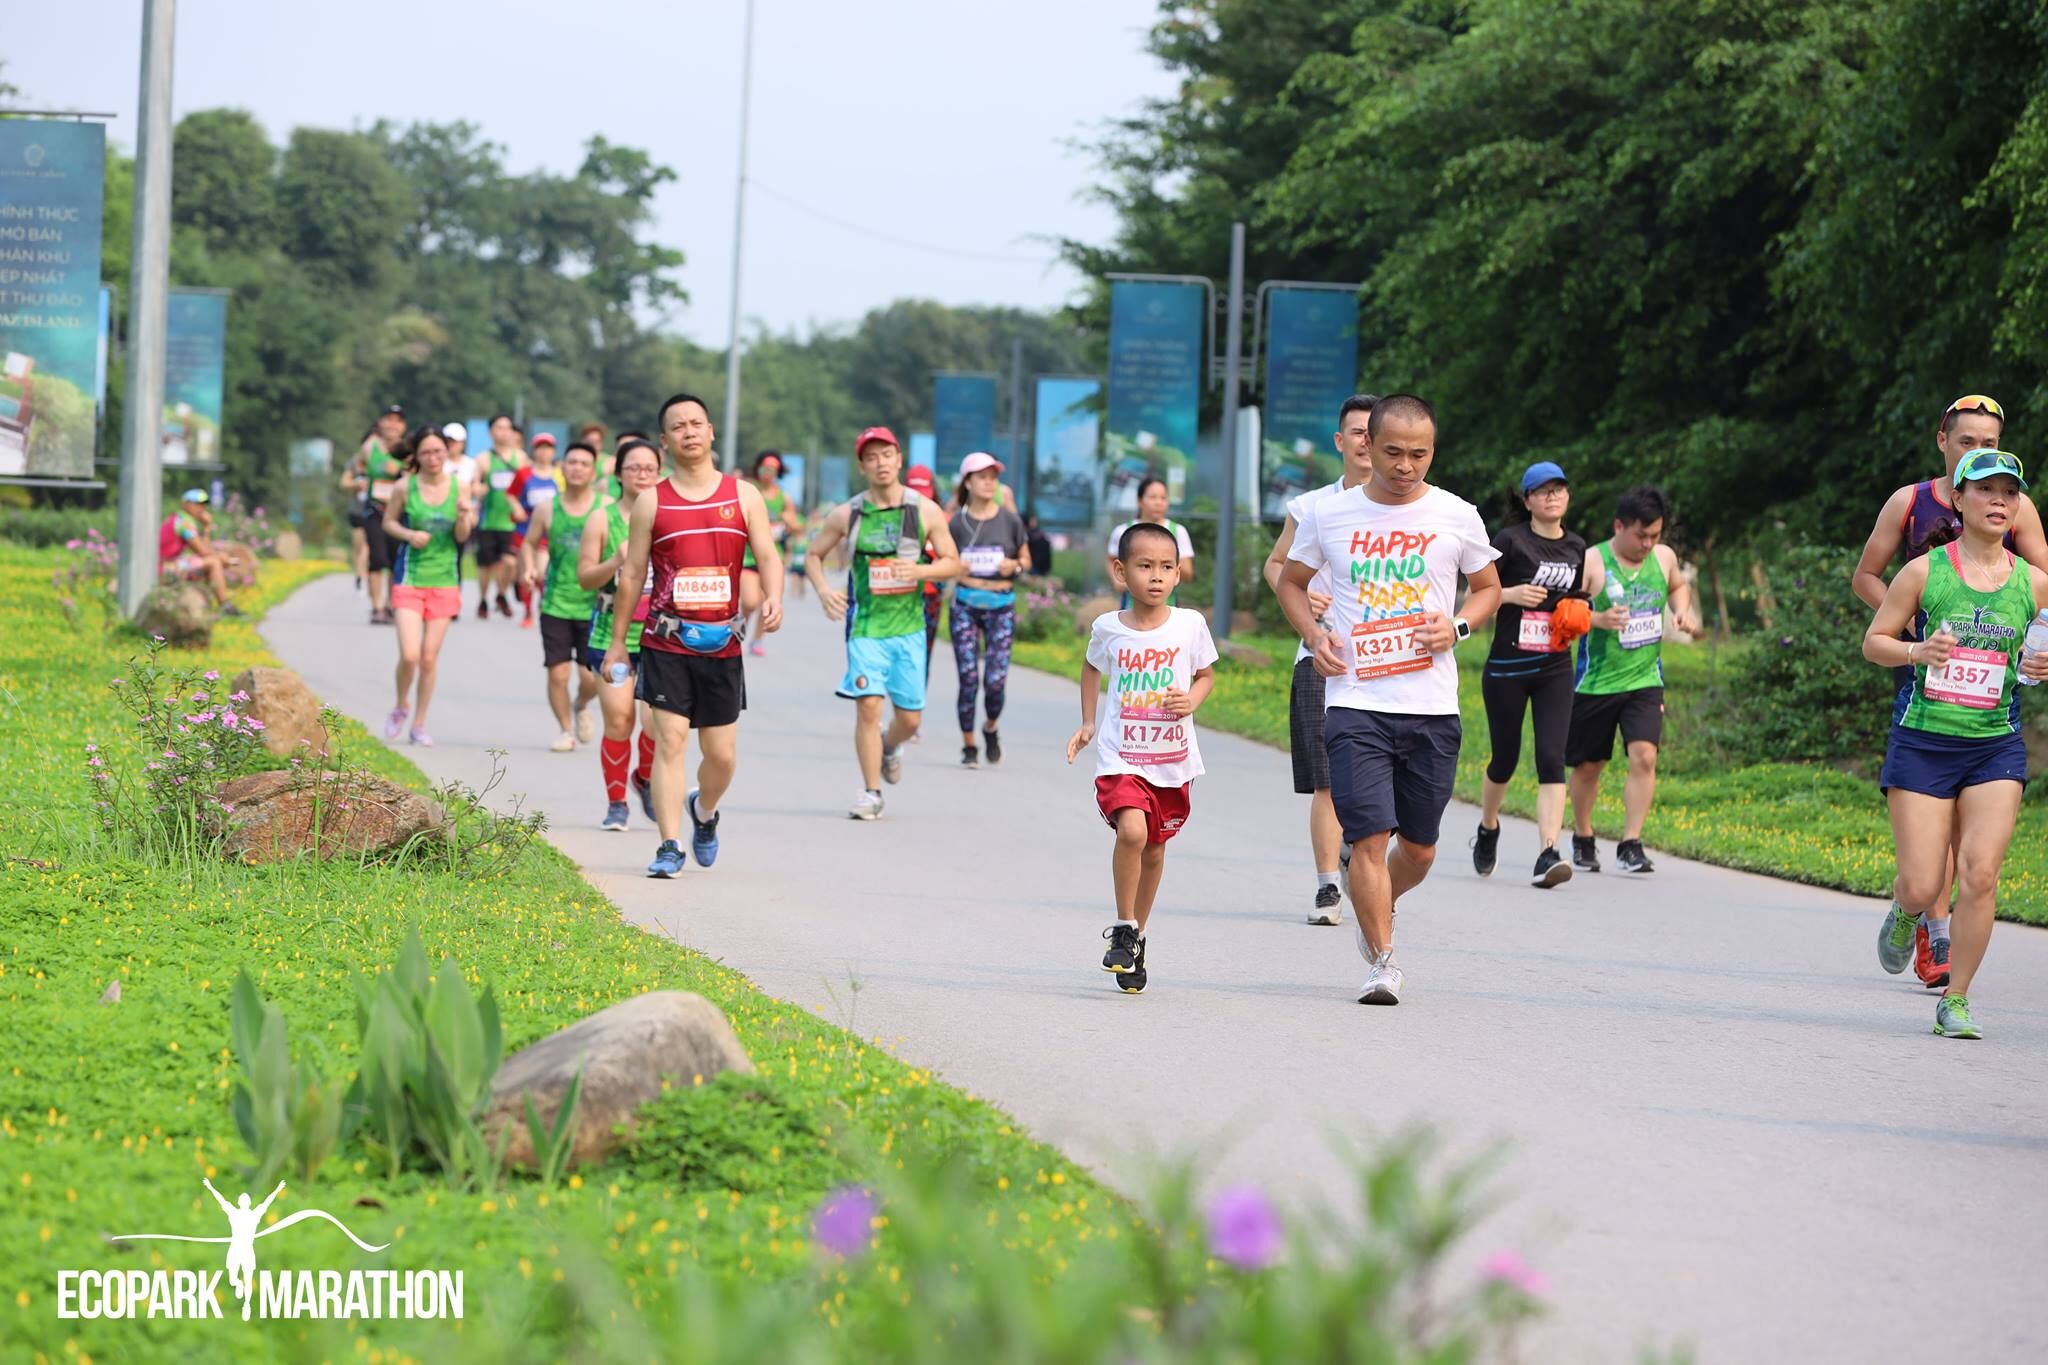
left=634, top=730, right=656, bottom=784
left=601, top=739, right=630, bottom=803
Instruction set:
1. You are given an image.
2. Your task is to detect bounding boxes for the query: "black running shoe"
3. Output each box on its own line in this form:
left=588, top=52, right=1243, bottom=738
left=1118, top=936, right=1148, bottom=993
left=1616, top=839, right=1655, bottom=873
left=1308, top=883, right=1343, bottom=925
left=961, top=744, right=979, bottom=769
left=982, top=728, right=1003, bottom=765
left=1471, top=822, right=1500, bottom=877
left=1532, top=846, right=1573, bottom=888
left=1572, top=834, right=1601, bottom=872
left=1100, top=921, right=1139, bottom=973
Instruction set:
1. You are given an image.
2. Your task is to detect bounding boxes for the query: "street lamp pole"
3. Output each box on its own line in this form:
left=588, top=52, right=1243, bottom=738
left=116, top=0, right=176, bottom=617
left=719, top=0, right=755, bottom=471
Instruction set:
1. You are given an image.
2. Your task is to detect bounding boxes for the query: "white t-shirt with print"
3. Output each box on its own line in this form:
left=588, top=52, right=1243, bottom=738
left=1085, top=606, right=1219, bottom=788
left=1288, top=484, right=1498, bottom=716
left=1286, top=478, right=1350, bottom=664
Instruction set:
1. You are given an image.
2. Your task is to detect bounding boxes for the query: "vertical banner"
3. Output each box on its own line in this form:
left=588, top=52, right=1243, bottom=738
left=817, top=454, right=851, bottom=506
left=1261, top=287, right=1359, bottom=517
left=776, top=452, right=805, bottom=507
left=0, top=119, right=106, bottom=479
left=162, top=287, right=228, bottom=467
left=95, top=286, right=113, bottom=449
left=1105, top=280, right=1202, bottom=513
left=464, top=418, right=492, bottom=455
left=1032, top=376, right=1101, bottom=527
left=933, top=373, right=997, bottom=477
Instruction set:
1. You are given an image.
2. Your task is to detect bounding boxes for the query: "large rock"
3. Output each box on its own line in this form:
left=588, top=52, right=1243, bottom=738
left=138, top=583, right=212, bottom=648
left=482, top=992, right=754, bottom=1170
left=229, top=666, right=331, bottom=759
left=210, top=769, right=446, bottom=864
left=1072, top=594, right=1120, bottom=632
left=273, top=531, right=302, bottom=561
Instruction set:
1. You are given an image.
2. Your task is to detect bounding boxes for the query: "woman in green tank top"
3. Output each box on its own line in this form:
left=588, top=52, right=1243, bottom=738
left=578, top=438, right=666, bottom=828
left=382, top=426, right=477, bottom=747
left=1863, top=448, right=2048, bottom=1040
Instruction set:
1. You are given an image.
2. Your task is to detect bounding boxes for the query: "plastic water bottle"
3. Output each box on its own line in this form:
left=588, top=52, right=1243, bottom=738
left=606, top=661, right=632, bottom=686
left=2021, top=609, right=2048, bottom=686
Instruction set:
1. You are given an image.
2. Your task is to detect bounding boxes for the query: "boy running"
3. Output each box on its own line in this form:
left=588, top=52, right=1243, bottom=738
left=1067, top=522, right=1218, bottom=995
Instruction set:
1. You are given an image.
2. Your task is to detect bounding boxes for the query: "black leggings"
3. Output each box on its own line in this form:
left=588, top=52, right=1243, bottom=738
left=1482, top=664, right=1574, bottom=785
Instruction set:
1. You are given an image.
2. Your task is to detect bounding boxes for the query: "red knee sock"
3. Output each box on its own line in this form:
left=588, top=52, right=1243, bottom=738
left=632, top=730, right=655, bottom=786
left=516, top=581, right=534, bottom=617
left=601, top=738, right=630, bottom=803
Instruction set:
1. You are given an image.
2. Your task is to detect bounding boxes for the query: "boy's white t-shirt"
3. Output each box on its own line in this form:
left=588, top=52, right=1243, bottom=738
left=1287, top=483, right=1498, bottom=716
left=1085, top=606, right=1219, bottom=786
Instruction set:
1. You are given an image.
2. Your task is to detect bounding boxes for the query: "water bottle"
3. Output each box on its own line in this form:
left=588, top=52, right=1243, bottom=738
left=2021, top=609, right=2048, bottom=686
left=606, top=660, right=632, bottom=686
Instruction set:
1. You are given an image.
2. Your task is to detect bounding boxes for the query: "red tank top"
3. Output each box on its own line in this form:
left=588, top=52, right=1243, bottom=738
left=645, top=472, right=746, bottom=657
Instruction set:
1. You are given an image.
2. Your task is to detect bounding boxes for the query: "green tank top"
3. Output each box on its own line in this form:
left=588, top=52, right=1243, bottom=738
left=480, top=453, right=521, bottom=532
left=1898, top=543, right=2033, bottom=739
left=848, top=494, right=925, bottom=640
left=539, top=496, right=600, bottom=620
left=744, top=486, right=787, bottom=569
left=399, top=478, right=460, bottom=588
left=587, top=500, right=646, bottom=654
left=1577, top=541, right=1668, bottom=695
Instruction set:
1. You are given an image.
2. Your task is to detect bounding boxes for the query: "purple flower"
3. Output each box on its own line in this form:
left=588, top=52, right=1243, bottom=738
left=229, top=691, right=250, bottom=703
left=66, top=539, right=81, bottom=550
left=203, top=671, right=219, bottom=682
left=87, top=756, right=103, bottom=767
left=1206, top=1186, right=1283, bottom=1271
left=221, top=710, right=239, bottom=728
left=85, top=744, right=97, bottom=753
left=1480, top=1250, right=1548, bottom=1298
left=811, top=1186, right=876, bottom=1258
left=151, top=634, right=165, bottom=644
left=247, top=719, right=266, bottom=732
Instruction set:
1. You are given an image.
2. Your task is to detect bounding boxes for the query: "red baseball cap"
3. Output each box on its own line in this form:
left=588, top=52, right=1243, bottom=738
left=905, top=465, right=937, bottom=498
left=532, top=432, right=557, bottom=447
left=855, top=426, right=900, bottom=455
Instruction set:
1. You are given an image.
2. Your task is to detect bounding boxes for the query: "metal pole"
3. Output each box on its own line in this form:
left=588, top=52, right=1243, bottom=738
left=1213, top=222, right=1246, bottom=639
left=117, top=0, right=176, bottom=618
left=1007, top=336, right=1024, bottom=509
left=720, top=0, right=755, bottom=471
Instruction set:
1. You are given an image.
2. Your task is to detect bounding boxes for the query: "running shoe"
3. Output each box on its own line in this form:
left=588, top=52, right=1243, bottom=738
left=409, top=728, right=434, bottom=747
left=982, top=728, right=1003, bottom=765
left=1471, top=822, right=1500, bottom=877
left=881, top=745, right=904, bottom=785
left=1532, top=847, right=1573, bottom=888
left=633, top=772, right=656, bottom=824
left=496, top=595, right=513, bottom=618
left=850, top=790, right=885, bottom=821
left=961, top=744, right=979, bottom=769
left=521, top=616, right=536, bottom=630
left=1616, top=839, right=1655, bottom=873
left=1308, top=883, right=1343, bottom=926
left=550, top=732, right=576, bottom=753
left=1101, top=921, right=1140, bottom=974
left=687, top=789, right=720, bottom=868
left=1919, top=930, right=1952, bottom=990
left=647, top=840, right=687, bottom=879
left=1877, top=901, right=1917, bottom=975
left=1571, top=834, right=1601, bottom=872
left=1933, top=994, right=1981, bottom=1040
left=221, top=602, right=245, bottom=618
left=1357, top=949, right=1404, bottom=1005
left=384, top=706, right=409, bottom=741
left=476, top=598, right=490, bottom=621
left=1118, top=936, right=1148, bottom=994
left=748, top=641, right=767, bottom=658
left=601, top=801, right=630, bottom=831
left=575, top=707, right=596, bottom=744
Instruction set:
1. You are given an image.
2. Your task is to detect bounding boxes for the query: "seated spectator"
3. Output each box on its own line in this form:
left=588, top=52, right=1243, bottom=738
left=159, top=488, right=241, bottom=616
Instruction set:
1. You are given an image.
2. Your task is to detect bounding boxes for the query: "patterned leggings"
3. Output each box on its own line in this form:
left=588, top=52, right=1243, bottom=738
left=951, top=598, right=1016, bottom=733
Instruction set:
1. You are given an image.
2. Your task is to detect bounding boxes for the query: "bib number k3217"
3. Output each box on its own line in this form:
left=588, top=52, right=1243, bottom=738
left=1351, top=613, right=1433, bottom=681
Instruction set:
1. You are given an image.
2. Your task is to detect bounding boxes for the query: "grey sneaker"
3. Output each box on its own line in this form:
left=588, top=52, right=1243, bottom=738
left=1357, top=950, right=1404, bottom=1006
left=1933, top=993, right=1981, bottom=1040
left=1877, top=901, right=1917, bottom=975
left=881, top=745, right=904, bottom=785
left=849, top=790, right=885, bottom=821
left=1308, top=883, right=1343, bottom=926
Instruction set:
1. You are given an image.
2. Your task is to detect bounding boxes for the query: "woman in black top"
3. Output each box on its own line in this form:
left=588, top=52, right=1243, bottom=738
left=1473, top=461, right=1588, bottom=888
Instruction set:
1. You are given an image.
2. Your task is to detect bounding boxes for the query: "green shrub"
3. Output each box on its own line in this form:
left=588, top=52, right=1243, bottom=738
left=228, top=971, right=355, bottom=1185
left=0, top=504, right=108, bottom=549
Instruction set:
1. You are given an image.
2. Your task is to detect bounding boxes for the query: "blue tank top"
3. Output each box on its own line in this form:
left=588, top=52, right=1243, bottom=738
left=1902, top=479, right=2013, bottom=563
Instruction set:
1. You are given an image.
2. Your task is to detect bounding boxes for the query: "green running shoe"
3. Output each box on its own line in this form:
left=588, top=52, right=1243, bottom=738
left=1877, top=901, right=1917, bottom=975
left=1933, top=994, right=1982, bottom=1040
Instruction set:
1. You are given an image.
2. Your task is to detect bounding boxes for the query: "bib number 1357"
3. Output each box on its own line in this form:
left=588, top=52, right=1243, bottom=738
left=1926, top=646, right=2007, bottom=710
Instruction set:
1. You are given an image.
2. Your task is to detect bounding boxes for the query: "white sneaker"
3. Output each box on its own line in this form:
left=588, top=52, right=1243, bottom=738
left=575, top=706, right=596, bottom=744
left=550, top=732, right=576, bottom=753
left=1357, top=950, right=1403, bottom=1006
left=881, top=746, right=904, bottom=785
left=849, top=790, right=885, bottom=821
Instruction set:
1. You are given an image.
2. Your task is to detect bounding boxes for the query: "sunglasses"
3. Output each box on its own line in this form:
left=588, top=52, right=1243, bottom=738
left=1956, top=449, right=2024, bottom=482
left=1945, top=394, right=2005, bottom=419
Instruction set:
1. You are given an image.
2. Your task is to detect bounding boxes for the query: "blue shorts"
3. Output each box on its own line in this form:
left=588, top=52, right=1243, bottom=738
left=583, top=646, right=639, bottom=678
left=1325, top=707, right=1463, bottom=847
left=1879, top=725, right=2026, bottom=799
left=838, top=633, right=927, bottom=710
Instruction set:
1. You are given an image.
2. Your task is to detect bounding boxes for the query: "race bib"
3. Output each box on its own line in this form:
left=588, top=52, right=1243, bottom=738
left=672, top=569, right=732, bottom=609
left=1351, top=613, right=1433, bottom=681
left=490, top=470, right=514, bottom=491
left=867, top=558, right=916, bottom=595
left=527, top=487, right=557, bottom=508
left=1116, top=704, right=1189, bottom=767
left=370, top=480, right=395, bottom=503
left=1620, top=608, right=1663, bottom=650
left=1517, top=610, right=1554, bottom=652
left=964, top=545, right=1005, bottom=578
left=1925, top=646, right=2006, bottom=710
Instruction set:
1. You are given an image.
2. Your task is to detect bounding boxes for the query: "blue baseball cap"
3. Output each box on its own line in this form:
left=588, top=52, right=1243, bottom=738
left=179, top=488, right=209, bottom=504
left=1520, top=461, right=1568, bottom=495
left=1954, top=448, right=2026, bottom=491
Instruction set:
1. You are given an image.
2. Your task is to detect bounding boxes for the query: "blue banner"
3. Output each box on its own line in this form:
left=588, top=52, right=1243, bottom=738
left=775, top=452, right=805, bottom=508
left=1032, top=376, right=1100, bottom=527
left=817, top=454, right=851, bottom=507
left=908, top=431, right=936, bottom=472
left=1262, top=288, right=1359, bottom=517
left=529, top=418, right=571, bottom=453
left=932, top=375, right=996, bottom=480
left=464, top=418, right=492, bottom=457
left=163, top=288, right=228, bottom=467
left=1105, top=281, right=1202, bottom=513
left=0, top=119, right=106, bottom=480
left=94, top=286, right=113, bottom=460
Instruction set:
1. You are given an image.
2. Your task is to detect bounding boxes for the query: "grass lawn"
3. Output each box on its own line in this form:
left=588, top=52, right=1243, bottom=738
left=1013, top=626, right=2048, bottom=928
left=0, top=545, right=1128, bottom=1362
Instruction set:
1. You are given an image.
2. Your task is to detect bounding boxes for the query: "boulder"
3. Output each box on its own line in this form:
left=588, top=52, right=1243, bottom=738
left=1072, top=594, right=1120, bottom=632
left=229, top=666, right=331, bottom=759
left=138, top=583, right=212, bottom=648
left=210, top=769, right=446, bottom=864
left=273, top=531, right=302, bottom=561
left=482, top=992, right=755, bottom=1170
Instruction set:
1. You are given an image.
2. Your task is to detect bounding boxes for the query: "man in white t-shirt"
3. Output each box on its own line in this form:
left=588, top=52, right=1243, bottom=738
left=1278, top=394, right=1502, bottom=1006
left=1264, top=392, right=1378, bottom=926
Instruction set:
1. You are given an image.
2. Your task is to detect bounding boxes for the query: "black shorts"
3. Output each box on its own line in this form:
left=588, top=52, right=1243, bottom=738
left=1325, top=707, right=1462, bottom=847
left=1565, top=686, right=1665, bottom=766
left=1289, top=657, right=1331, bottom=794
left=473, top=528, right=516, bottom=567
left=541, top=614, right=591, bottom=668
left=364, top=511, right=396, bottom=573
left=636, top=645, right=746, bottom=727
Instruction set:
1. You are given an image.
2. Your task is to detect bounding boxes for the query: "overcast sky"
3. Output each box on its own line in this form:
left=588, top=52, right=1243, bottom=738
left=7, top=0, right=1177, bottom=342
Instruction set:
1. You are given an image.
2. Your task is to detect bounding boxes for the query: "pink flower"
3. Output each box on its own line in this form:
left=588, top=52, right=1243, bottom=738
left=84, top=743, right=97, bottom=753
left=203, top=671, right=219, bottom=682
left=65, top=539, right=81, bottom=550
left=87, top=756, right=103, bottom=767
left=1480, top=1250, right=1548, bottom=1298
left=220, top=803, right=235, bottom=814
left=247, top=719, right=266, bottom=732
left=1206, top=1186, right=1284, bottom=1271
left=229, top=691, right=250, bottom=703
left=221, top=710, right=239, bottom=727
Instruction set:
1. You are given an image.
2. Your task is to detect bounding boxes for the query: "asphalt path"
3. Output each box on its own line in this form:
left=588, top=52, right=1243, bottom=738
left=267, top=572, right=2048, bottom=1364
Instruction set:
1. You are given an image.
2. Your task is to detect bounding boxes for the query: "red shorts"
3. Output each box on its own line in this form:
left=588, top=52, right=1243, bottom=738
left=1095, top=773, right=1191, bottom=844
left=391, top=584, right=463, bottom=620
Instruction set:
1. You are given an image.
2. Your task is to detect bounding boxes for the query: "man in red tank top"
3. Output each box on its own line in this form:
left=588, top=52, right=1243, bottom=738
left=602, top=393, right=786, bottom=879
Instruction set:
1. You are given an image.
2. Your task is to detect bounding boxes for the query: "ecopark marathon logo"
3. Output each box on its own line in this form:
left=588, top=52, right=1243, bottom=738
left=56, top=1178, right=462, bottom=1323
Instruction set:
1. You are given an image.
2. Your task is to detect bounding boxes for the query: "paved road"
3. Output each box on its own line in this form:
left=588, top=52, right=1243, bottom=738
left=267, top=573, right=2048, bottom=1364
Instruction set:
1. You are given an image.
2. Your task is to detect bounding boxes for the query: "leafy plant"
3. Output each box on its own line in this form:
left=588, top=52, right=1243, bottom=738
left=522, top=1067, right=585, bottom=1190
left=228, top=971, right=354, bottom=1185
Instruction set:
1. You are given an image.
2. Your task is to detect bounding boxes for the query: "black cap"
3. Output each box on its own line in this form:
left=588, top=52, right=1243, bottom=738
left=381, top=404, right=405, bottom=417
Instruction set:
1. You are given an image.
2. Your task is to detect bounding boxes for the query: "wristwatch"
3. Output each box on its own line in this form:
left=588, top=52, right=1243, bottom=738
left=1453, top=618, right=1471, bottom=643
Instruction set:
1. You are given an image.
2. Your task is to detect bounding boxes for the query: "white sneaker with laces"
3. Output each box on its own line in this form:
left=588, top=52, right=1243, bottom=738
left=1357, top=950, right=1404, bottom=1006
left=849, top=790, right=885, bottom=821
left=881, top=746, right=904, bottom=785
left=550, top=732, right=577, bottom=753
left=575, top=706, right=596, bottom=744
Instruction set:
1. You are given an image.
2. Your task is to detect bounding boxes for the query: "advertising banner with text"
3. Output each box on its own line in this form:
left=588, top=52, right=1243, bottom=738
left=1261, top=287, right=1360, bottom=517
left=0, top=119, right=106, bottom=479
left=1105, top=280, right=1202, bottom=513
left=1032, top=376, right=1101, bottom=527
left=163, top=288, right=228, bottom=467
left=933, top=374, right=996, bottom=491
